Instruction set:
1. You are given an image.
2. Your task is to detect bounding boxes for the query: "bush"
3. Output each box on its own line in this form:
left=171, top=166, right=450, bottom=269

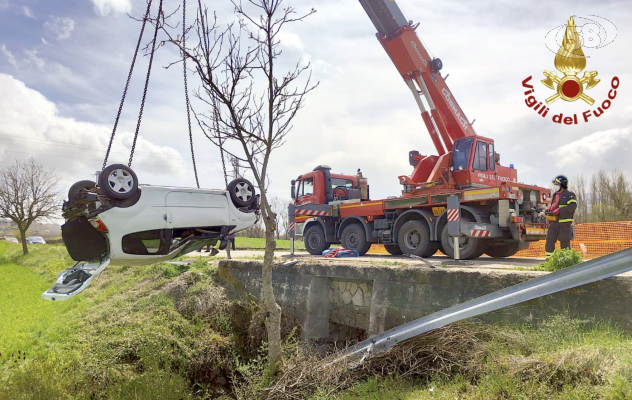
left=537, top=248, right=583, bottom=271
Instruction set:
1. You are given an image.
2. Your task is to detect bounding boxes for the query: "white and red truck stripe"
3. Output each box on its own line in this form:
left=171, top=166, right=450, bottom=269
left=295, top=209, right=329, bottom=216
left=289, top=222, right=296, bottom=231
left=470, top=230, right=491, bottom=237
left=447, top=209, right=460, bottom=221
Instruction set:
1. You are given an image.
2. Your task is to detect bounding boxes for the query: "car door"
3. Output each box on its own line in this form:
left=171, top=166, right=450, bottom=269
left=166, top=189, right=230, bottom=230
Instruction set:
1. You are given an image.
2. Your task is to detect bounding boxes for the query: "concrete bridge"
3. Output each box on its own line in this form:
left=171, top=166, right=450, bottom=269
left=217, top=255, right=632, bottom=342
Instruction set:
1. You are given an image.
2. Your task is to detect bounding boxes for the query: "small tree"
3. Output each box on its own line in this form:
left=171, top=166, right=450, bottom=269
left=270, top=197, right=289, bottom=239
left=161, top=0, right=317, bottom=372
left=0, top=158, right=61, bottom=254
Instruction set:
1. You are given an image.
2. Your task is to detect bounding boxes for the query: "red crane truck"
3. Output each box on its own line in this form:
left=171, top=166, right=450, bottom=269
left=289, top=0, right=551, bottom=259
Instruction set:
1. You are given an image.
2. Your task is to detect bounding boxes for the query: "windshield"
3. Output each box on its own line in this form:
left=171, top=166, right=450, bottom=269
left=451, top=138, right=473, bottom=171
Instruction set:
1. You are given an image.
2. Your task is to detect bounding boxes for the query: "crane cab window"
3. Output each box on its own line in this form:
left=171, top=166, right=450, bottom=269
left=331, top=178, right=353, bottom=189
left=473, top=141, right=488, bottom=171
left=451, top=137, right=473, bottom=171
left=301, top=178, right=314, bottom=197
left=488, top=143, right=495, bottom=171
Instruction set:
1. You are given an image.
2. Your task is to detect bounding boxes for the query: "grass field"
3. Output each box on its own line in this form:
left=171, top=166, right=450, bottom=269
left=235, top=236, right=305, bottom=250
left=2, top=241, right=632, bottom=399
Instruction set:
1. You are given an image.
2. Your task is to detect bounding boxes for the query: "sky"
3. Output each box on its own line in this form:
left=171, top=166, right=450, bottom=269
left=1, top=0, right=631, bottom=205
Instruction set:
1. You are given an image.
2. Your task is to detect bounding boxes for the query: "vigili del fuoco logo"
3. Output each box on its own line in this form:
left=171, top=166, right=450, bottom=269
left=521, top=16, right=619, bottom=125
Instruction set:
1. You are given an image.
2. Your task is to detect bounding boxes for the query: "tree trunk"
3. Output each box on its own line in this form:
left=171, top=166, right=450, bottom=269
left=18, top=228, right=28, bottom=255
left=261, top=209, right=282, bottom=373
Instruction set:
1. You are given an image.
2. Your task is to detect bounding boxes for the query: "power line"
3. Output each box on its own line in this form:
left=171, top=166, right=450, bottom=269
left=1, top=149, right=225, bottom=172
left=0, top=134, right=222, bottom=164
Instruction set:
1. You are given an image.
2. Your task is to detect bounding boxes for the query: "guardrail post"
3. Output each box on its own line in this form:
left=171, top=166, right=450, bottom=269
left=447, top=196, right=461, bottom=260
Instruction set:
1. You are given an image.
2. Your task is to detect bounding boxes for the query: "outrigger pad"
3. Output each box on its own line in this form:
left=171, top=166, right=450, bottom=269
left=42, top=258, right=111, bottom=301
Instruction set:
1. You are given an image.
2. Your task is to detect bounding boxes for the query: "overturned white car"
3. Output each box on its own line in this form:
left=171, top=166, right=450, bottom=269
left=43, top=164, right=259, bottom=301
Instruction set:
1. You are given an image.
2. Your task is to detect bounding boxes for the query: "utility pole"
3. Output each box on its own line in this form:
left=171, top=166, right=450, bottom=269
left=230, top=156, right=240, bottom=180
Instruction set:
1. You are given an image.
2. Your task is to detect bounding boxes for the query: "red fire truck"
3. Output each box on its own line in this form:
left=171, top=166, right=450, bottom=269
left=288, top=0, right=551, bottom=259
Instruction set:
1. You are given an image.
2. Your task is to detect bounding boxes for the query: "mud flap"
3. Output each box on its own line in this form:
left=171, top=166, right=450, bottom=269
left=41, top=258, right=110, bottom=301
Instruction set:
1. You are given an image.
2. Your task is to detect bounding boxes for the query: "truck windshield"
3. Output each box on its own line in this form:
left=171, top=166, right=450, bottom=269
left=451, top=138, right=473, bottom=171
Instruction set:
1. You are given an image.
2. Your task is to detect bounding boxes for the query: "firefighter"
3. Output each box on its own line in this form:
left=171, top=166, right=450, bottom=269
left=545, top=175, right=578, bottom=258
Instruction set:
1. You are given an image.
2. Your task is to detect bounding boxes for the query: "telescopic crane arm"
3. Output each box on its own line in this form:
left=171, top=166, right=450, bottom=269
left=358, top=0, right=476, bottom=156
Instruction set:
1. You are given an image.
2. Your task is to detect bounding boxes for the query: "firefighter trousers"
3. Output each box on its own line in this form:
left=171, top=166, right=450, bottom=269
left=545, top=222, right=573, bottom=257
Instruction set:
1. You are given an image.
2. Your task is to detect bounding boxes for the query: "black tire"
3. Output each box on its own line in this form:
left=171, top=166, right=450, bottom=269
left=485, top=242, right=520, bottom=258
left=304, top=225, right=329, bottom=256
left=68, top=180, right=96, bottom=201
left=99, top=164, right=138, bottom=200
left=341, top=224, right=371, bottom=256
left=383, top=244, right=403, bottom=256
left=397, top=220, right=435, bottom=257
left=227, top=178, right=256, bottom=208
left=440, top=223, right=489, bottom=260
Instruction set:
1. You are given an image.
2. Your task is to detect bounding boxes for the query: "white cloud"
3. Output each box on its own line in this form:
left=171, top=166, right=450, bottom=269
left=0, top=74, right=188, bottom=193
left=23, top=5, right=34, bottom=19
left=0, top=0, right=8, bottom=11
left=44, top=16, right=75, bottom=40
left=89, top=0, right=131, bottom=16
left=552, top=127, right=632, bottom=172
left=24, top=49, right=45, bottom=68
left=1, top=44, right=17, bottom=67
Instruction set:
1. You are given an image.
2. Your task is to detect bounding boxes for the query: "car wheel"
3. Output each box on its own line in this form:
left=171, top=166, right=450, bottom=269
left=383, top=244, right=403, bottom=255
left=227, top=178, right=256, bottom=208
left=304, top=225, right=329, bottom=255
left=440, top=222, right=489, bottom=260
left=341, top=223, right=371, bottom=256
left=68, top=180, right=96, bottom=201
left=485, top=242, right=520, bottom=258
left=99, top=164, right=138, bottom=200
left=397, top=220, right=435, bottom=257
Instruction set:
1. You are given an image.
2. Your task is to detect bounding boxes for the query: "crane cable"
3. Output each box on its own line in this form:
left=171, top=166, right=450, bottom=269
left=127, top=0, right=164, bottom=168
left=182, top=0, right=200, bottom=188
left=102, top=0, right=153, bottom=170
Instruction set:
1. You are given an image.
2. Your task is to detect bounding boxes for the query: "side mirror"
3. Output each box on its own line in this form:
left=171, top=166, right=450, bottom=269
left=291, top=181, right=296, bottom=200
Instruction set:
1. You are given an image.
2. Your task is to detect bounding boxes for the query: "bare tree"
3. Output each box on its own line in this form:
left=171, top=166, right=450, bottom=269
left=0, top=158, right=61, bottom=254
left=270, top=197, right=289, bottom=239
left=161, top=0, right=317, bottom=371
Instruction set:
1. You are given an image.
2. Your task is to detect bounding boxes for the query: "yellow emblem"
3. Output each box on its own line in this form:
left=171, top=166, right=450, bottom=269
left=541, top=16, right=600, bottom=105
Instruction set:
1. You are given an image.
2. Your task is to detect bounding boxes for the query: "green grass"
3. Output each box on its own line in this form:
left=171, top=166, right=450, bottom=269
left=235, top=236, right=305, bottom=251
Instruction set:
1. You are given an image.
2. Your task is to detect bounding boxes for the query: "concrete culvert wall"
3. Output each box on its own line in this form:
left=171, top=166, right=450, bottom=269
left=218, top=259, right=632, bottom=342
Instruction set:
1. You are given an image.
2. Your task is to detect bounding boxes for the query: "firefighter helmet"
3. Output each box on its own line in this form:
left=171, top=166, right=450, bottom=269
left=552, top=175, right=568, bottom=189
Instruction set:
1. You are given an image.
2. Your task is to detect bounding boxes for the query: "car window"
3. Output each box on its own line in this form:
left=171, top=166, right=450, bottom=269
left=122, top=230, right=172, bottom=255
left=473, top=141, right=488, bottom=171
left=301, top=178, right=314, bottom=197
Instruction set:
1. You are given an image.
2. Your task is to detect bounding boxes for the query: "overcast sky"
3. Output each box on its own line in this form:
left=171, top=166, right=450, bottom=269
left=1, top=0, right=630, bottom=204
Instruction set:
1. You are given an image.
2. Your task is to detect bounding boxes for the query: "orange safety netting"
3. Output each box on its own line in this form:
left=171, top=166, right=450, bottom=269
left=515, top=221, right=632, bottom=259
left=367, top=221, right=632, bottom=259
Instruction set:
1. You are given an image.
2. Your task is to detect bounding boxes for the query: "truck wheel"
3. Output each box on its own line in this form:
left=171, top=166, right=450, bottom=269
left=397, top=220, right=435, bottom=257
left=383, top=244, right=403, bottom=255
left=304, top=225, right=329, bottom=255
left=440, top=223, right=489, bottom=260
left=485, top=242, right=520, bottom=258
left=341, top=224, right=371, bottom=256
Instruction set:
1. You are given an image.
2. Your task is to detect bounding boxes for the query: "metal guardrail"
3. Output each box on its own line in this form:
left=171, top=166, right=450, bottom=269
left=336, top=246, right=632, bottom=364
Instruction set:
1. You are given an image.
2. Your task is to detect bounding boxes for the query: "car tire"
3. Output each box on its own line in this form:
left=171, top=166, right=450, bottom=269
left=304, top=225, right=329, bottom=255
left=227, top=178, right=256, bottom=208
left=485, top=242, right=520, bottom=258
left=99, top=164, right=139, bottom=200
left=397, top=220, right=435, bottom=257
left=440, top=223, right=489, bottom=260
left=341, top=223, right=371, bottom=256
left=383, top=244, right=403, bottom=255
left=68, top=180, right=96, bottom=201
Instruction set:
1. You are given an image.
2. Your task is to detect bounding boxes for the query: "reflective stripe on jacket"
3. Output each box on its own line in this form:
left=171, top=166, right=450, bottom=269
left=552, top=189, right=577, bottom=223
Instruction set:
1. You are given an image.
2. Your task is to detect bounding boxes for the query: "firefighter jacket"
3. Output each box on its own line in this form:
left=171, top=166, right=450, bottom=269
left=552, top=189, right=578, bottom=223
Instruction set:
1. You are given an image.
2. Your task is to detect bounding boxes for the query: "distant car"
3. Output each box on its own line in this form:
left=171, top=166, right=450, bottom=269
left=4, top=237, right=19, bottom=243
left=43, top=164, right=260, bottom=301
left=26, top=236, right=46, bottom=244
